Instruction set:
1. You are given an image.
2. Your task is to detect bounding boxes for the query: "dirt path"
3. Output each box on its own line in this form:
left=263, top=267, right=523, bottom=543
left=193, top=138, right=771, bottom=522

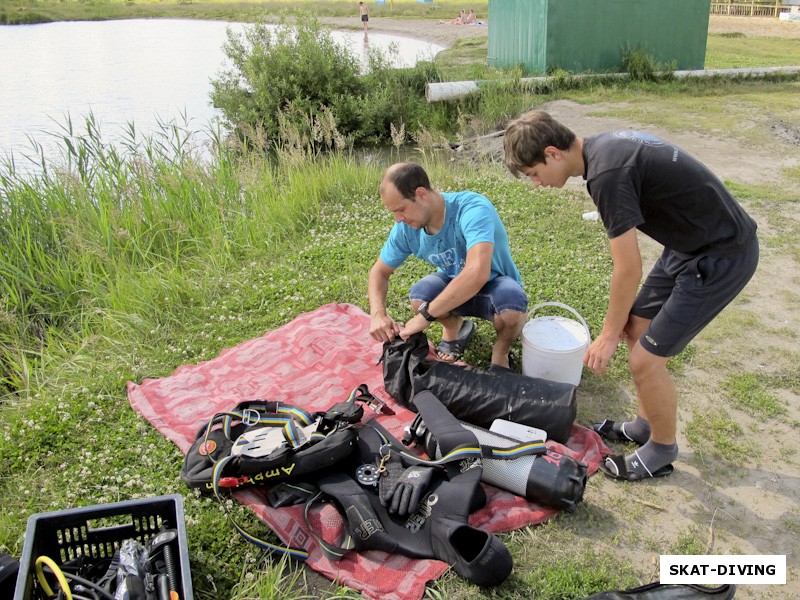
left=563, top=99, right=800, bottom=595
left=463, top=100, right=800, bottom=598
left=709, top=14, right=800, bottom=38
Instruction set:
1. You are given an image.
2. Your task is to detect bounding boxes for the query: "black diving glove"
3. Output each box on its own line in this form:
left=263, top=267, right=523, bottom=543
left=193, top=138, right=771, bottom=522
left=379, top=464, right=435, bottom=516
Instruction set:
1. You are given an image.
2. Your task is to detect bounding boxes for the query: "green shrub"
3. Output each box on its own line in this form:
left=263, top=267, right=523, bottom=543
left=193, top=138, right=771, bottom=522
left=620, top=44, right=675, bottom=82
left=211, top=14, right=448, bottom=149
left=211, top=14, right=365, bottom=147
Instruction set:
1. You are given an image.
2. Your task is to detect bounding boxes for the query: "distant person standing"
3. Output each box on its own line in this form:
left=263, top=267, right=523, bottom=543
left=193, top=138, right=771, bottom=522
left=359, top=2, right=369, bottom=33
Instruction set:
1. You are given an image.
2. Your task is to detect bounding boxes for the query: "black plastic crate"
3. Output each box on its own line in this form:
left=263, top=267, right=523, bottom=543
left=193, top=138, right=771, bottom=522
left=14, top=494, right=193, bottom=600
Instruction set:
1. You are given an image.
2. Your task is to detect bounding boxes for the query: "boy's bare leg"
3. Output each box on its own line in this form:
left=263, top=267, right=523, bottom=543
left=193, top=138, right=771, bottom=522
left=604, top=314, right=679, bottom=478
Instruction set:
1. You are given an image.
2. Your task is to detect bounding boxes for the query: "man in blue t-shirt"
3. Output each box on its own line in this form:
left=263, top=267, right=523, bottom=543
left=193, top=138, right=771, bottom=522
left=503, top=110, right=759, bottom=482
left=368, top=162, right=528, bottom=369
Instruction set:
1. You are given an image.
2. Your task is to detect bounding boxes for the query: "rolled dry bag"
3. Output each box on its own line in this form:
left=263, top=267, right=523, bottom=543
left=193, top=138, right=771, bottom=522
left=408, top=413, right=587, bottom=512
left=382, top=332, right=576, bottom=443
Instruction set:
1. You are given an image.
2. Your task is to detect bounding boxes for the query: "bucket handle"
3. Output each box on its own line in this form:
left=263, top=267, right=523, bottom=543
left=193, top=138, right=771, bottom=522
left=527, top=302, right=591, bottom=338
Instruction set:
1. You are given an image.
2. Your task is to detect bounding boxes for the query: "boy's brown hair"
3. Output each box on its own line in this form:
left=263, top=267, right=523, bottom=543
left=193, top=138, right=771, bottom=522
left=503, top=111, right=577, bottom=177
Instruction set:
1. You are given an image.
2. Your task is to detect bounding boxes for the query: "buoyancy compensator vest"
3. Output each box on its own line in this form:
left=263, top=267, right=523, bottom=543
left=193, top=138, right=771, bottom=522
left=181, top=389, right=369, bottom=492
left=313, top=390, right=514, bottom=586
left=180, top=386, right=375, bottom=560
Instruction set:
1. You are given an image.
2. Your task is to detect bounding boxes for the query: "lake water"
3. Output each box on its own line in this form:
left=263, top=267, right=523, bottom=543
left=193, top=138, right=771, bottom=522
left=0, top=19, right=443, bottom=171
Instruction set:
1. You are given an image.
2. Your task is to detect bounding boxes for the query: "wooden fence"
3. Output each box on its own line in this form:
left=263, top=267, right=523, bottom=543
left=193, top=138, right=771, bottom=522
left=710, top=0, right=788, bottom=17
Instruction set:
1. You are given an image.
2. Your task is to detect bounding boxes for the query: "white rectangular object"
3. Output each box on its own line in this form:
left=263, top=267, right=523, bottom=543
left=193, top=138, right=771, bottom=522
left=489, top=419, right=547, bottom=443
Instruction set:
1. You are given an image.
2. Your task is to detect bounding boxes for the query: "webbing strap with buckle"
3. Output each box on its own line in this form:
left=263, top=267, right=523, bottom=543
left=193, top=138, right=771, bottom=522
left=405, top=414, right=547, bottom=461
left=212, top=456, right=310, bottom=561
left=303, top=490, right=355, bottom=561
left=200, top=404, right=316, bottom=455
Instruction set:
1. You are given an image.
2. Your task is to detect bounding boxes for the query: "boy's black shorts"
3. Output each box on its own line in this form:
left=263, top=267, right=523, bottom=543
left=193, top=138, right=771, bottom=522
left=631, top=237, right=759, bottom=357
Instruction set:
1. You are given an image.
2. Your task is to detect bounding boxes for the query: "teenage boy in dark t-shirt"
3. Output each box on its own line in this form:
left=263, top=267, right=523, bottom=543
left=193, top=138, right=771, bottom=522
left=503, top=110, right=759, bottom=482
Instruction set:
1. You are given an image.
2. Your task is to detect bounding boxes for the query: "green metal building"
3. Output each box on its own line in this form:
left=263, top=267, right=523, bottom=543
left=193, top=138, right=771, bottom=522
left=488, top=0, right=712, bottom=74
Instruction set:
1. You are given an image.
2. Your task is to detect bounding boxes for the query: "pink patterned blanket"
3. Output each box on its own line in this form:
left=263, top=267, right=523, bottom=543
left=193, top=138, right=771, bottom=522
left=127, top=303, right=609, bottom=600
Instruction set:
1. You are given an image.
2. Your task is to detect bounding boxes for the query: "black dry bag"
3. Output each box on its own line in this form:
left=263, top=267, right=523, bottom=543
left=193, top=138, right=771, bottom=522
left=382, top=332, right=577, bottom=443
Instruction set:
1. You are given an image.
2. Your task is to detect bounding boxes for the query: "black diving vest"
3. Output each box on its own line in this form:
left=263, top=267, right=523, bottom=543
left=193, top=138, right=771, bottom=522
left=316, top=390, right=514, bottom=587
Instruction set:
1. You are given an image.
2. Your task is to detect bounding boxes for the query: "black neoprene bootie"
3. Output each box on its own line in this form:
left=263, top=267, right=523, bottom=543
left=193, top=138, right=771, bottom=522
left=430, top=518, right=512, bottom=587
left=583, top=582, right=736, bottom=600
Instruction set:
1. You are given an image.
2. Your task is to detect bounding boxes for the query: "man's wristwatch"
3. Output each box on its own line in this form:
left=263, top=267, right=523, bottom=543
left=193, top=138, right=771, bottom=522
left=417, top=302, right=436, bottom=322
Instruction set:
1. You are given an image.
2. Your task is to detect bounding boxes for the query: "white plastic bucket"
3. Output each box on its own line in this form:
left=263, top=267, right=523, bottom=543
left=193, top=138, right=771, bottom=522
left=521, top=302, right=591, bottom=386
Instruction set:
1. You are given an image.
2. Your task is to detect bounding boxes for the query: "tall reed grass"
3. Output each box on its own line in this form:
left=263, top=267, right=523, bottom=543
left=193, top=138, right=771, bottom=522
left=0, top=116, right=372, bottom=394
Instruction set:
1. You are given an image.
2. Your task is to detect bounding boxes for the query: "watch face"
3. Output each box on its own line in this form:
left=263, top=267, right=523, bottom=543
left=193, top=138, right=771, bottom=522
left=419, top=302, right=435, bottom=322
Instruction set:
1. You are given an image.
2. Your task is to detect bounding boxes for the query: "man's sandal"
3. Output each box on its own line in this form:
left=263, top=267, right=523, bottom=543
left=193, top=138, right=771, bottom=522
left=436, top=319, right=475, bottom=362
left=599, top=454, right=674, bottom=482
left=591, top=419, right=644, bottom=445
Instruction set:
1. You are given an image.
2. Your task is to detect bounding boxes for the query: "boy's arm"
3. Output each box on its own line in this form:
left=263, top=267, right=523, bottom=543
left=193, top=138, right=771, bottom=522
left=584, top=228, right=643, bottom=374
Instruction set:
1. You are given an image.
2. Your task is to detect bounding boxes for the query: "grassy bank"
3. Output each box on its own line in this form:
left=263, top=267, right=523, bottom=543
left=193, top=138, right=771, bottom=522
left=435, top=33, right=800, bottom=82
left=0, top=125, right=617, bottom=598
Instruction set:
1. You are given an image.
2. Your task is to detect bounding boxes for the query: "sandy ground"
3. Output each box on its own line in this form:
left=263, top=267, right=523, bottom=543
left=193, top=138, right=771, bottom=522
left=537, top=98, right=800, bottom=600
left=709, top=14, right=800, bottom=38
left=317, top=14, right=800, bottom=598
left=321, top=15, right=490, bottom=47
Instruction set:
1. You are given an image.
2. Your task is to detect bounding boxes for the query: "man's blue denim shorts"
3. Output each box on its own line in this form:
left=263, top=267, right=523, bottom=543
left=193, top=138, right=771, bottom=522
left=409, top=272, right=528, bottom=321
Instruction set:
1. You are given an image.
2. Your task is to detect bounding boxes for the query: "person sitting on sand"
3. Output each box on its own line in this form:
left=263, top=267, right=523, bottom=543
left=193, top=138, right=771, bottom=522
left=464, top=9, right=477, bottom=24
left=439, top=9, right=465, bottom=25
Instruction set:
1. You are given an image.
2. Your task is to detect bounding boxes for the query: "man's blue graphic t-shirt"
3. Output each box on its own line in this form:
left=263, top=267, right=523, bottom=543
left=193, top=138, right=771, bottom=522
left=379, top=191, right=522, bottom=284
